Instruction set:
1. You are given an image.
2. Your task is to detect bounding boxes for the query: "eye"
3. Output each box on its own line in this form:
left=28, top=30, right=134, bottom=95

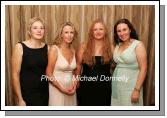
left=99, top=28, right=103, bottom=31
left=123, top=28, right=127, bottom=31
left=70, top=31, right=74, bottom=34
left=32, top=27, right=37, bottom=29
left=117, top=30, right=121, bottom=33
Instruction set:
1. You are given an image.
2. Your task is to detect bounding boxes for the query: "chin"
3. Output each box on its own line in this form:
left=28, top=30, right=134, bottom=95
left=120, top=38, right=127, bottom=42
left=67, top=40, right=73, bottom=43
left=38, top=37, right=43, bottom=39
left=95, top=37, right=103, bottom=40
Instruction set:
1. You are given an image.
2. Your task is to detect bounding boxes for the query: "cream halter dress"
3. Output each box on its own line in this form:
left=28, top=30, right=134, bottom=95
left=49, top=45, right=77, bottom=106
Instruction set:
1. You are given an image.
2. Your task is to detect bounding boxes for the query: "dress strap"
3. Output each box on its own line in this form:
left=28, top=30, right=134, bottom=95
left=54, top=45, right=60, bottom=53
left=130, top=40, right=141, bottom=50
left=114, top=45, right=119, bottom=53
left=18, top=42, right=24, bottom=46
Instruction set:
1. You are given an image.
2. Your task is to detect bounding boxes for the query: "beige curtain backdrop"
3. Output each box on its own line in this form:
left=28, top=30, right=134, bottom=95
left=5, top=5, right=155, bottom=106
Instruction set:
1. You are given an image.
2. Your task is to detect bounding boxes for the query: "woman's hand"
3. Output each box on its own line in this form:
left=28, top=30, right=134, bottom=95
left=18, top=99, right=26, bottom=106
left=111, top=60, right=117, bottom=68
left=61, top=85, right=76, bottom=96
left=131, top=89, right=140, bottom=103
left=58, top=79, right=77, bottom=96
left=64, top=79, right=77, bottom=95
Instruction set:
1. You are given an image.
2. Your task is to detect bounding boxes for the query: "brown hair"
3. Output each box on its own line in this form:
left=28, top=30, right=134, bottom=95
left=114, top=18, right=138, bottom=44
left=83, top=19, right=112, bottom=67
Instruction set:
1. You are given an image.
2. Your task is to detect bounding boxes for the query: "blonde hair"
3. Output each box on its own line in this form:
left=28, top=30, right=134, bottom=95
left=27, top=17, right=45, bottom=38
left=83, top=19, right=112, bottom=67
left=54, top=22, right=77, bottom=46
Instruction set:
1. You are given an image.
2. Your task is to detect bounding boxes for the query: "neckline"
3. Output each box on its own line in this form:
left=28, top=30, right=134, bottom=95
left=57, top=46, right=75, bottom=66
left=93, top=56, right=102, bottom=57
left=22, top=42, right=46, bottom=50
left=117, top=40, right=136, bottom=55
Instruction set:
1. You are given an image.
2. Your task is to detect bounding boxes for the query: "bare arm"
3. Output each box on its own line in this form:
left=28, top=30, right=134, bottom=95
left=111, top=42, right=115, bottom=53
left=47, top=44, right=50, bottom=53
left=46, top=45, right=61, bottom=89
left=135, top=42, right=147, bottom=90
left=131, top=42, right=147, bottom=103
left=12, top=43, right=26, bottom=106
left=73, top=43, right=85, bottom=88
left=111, top=43, right=116, bottom=68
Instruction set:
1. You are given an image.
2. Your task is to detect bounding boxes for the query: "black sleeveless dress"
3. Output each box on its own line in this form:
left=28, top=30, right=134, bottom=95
left=19, top=43, right=49, bottom=106
left=77, top=56, right=111, bottom=106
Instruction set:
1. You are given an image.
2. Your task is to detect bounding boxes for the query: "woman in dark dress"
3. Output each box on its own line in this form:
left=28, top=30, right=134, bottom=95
left=12, top=17, right=49, bottom=106
left=75, top=19, right=114, bottom=106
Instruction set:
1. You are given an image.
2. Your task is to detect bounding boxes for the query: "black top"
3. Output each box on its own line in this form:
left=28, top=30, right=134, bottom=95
left=77, top=56, right=112, bottom=106
left=19, top=42, right=48, bottom=106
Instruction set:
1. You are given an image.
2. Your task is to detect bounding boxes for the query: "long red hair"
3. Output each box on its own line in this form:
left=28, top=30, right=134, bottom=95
left=83, top=19, right=112, bottom=67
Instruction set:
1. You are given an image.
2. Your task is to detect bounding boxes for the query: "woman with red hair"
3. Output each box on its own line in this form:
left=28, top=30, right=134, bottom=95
left=75, top=19, right=114, bottom=106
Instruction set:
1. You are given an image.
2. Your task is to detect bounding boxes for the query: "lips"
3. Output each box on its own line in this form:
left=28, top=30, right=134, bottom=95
left=96, top=32, right=102, bottom=36
left=120, top=35, right=127, bottom=40
left=36, top=34, right=42, bottom=36
left=95, top=33, right=103, bottom=37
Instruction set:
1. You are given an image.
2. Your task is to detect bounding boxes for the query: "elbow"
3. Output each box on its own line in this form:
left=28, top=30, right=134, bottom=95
left=12, top=72, right=19, bottom=81
left=144, top=62, right=147, bottom=73
left=139, top=64, right=147, bottom=74
left=12, top=72, right=20, bottom=87
left=75, top=66, right=81, bottom=75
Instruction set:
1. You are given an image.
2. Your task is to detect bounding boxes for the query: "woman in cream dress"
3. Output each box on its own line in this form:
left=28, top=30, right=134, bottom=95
left=46, top=22, right=78, bottom=106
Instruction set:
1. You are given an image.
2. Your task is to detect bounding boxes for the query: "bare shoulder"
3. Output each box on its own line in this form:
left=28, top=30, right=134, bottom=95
left=49, top=44, right=58, bottom=54
left=47, top=44, right=51, bottom=51
left=136, top=41, right=145, bottom=49
left=12, top=43, right=23, bottom=63
left=135, top=41, right=147, bottom=56
left=15, top=43, right=22, bottom=48
left=14, top=43, right=23, bottom=54
left=79, top=42, right=86, bottom=53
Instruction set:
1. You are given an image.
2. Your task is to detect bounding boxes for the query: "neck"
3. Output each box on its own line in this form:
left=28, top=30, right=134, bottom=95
left=122, top=38, right=131, bottom=45
left=29, top=38, right=42, bottom=48
left=60, top=41, right=71, bottom=49
left=94, top=39, right=104, bottom=47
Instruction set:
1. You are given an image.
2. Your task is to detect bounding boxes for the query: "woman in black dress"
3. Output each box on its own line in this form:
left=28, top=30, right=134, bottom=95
left=12, top=17, right=49, bottom=106
left=75, top=19, right=114, bottom=106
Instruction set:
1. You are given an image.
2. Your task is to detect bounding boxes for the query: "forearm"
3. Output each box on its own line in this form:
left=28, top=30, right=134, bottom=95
left=12, top=75, right=23, bottom=101
left=135, top=67, right=147, bottom=90
left=74, top=64, right=81, bottom=76
left=49, top=77, right=62, bottom=90
left=73, top=65, right=82, bottom=88
left=46, top=72, right=64, bottom=92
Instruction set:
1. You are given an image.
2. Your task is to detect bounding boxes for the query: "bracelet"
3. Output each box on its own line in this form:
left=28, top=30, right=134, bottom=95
left=134, top=87, right=140, bottom=92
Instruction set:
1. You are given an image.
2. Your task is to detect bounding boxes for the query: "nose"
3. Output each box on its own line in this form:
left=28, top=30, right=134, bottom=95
left=37, top=30, right=42, bottom=33
left=119, top=31, right=124, bottom=36
left=96, top=29, right=101, bottom=32
left=38, top=28, right=42, bottom=31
